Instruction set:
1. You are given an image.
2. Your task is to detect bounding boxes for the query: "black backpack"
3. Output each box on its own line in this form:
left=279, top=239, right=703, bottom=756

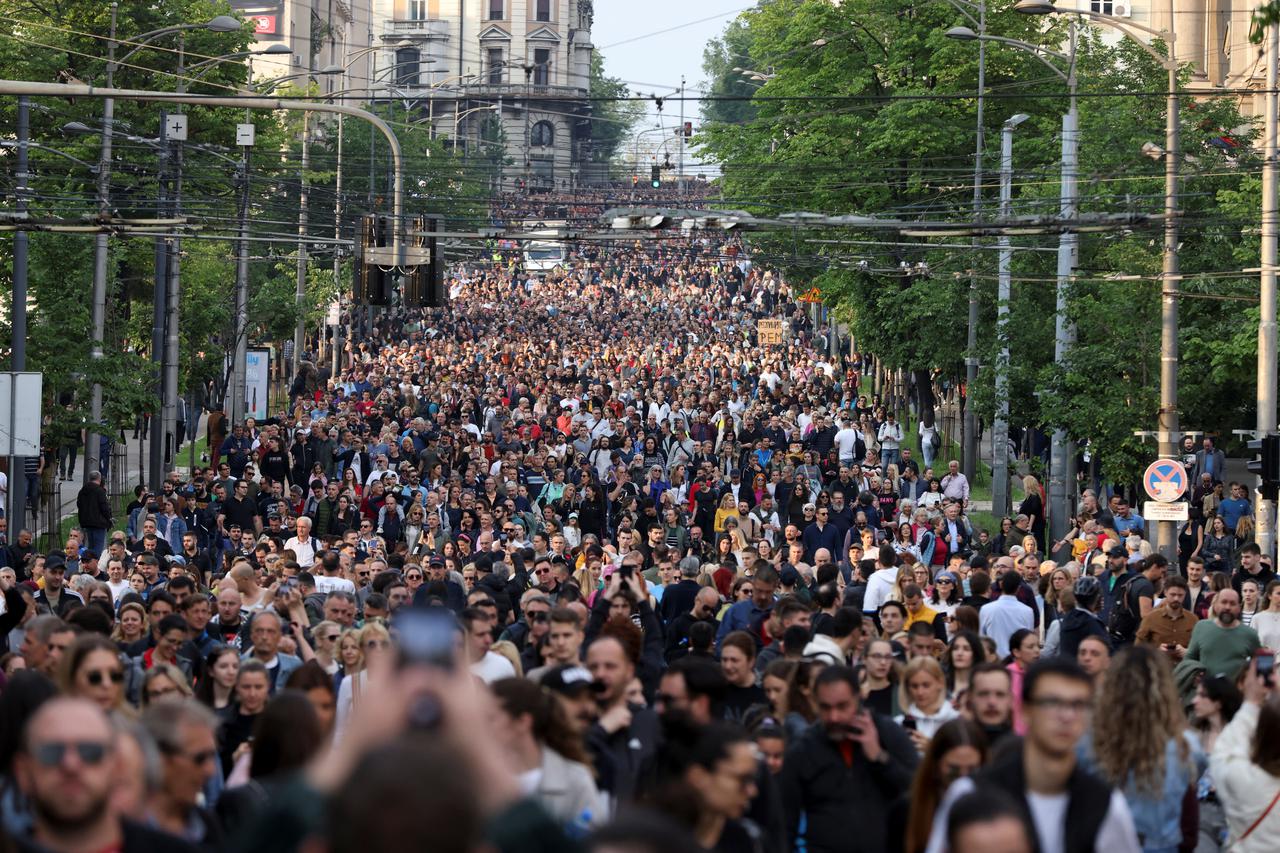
left=1107, top=573, right=1143, bottom=642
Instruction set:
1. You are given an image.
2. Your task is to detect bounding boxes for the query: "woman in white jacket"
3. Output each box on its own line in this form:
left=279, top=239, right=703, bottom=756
left=1210, top=657, right=1280, bottom=852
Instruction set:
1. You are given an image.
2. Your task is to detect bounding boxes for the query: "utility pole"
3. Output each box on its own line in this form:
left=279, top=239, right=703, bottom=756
left=1049, top=24, right=1079, bottom=543
left=161, top=36, right=188, bottom=479
left=992, top=113, right=1027, bottom=518
left=294, top=113, right=310, bottom=384
left=149, top=112, right=170, bottom=492
left=678, top=74, right=685, bottom=196
left=84, top=1, right=118, bottom=486
left=333, top=113, right=344, bottom=377
left=962, top=1, right=987, bottom=487
left=1258, top=19, right=1279, bottom=559
left=1155, top=10, right=1182, bottom=564
left=230, top=134, right=252, bottom=425
left=10, top=97, right=30, bottom=523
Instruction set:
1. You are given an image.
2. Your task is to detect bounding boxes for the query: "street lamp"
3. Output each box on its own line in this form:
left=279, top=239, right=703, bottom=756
left=946, top=20, right=1079, bottom=540
left=81, top=5, right=246, bottom=490
left=1016, top=0, right=1182, bottom=562
left=992, top=113, right=1031, bottom=516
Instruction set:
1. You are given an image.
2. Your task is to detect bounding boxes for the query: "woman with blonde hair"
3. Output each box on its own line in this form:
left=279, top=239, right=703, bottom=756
left=111, top=601, right=149, bottom=649
left=335, top=621, right=391, bottom=737
left=713, top=492, right=738, bottom=533
left=895, top=656, right=959, bottom=752
left=1083, top=645, right=1203, bottom=852
left=1018, top=474, right=1046, bottom=550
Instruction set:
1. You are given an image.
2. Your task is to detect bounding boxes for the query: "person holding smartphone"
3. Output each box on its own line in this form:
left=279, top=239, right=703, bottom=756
left=1210, top=652, right=1280, bottom=850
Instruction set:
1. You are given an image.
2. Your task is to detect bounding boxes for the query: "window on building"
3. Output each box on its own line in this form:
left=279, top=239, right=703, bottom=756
left=531, top=120, right=554, bottom=146
left=1090, top=0, right=1113, bottom=12
left=487, top=48, right=504, bottom=84
left=489, top=0, right=504, bottom=20
left=533, top=48, right=550, bottom=85
left=395, top=47, right=420, bottom=86
left=536, top=0, right=551, bottom=22
left=408, top=0, right=427, bottom=21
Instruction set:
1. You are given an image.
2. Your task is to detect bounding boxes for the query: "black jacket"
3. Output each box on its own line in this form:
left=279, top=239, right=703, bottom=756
left=1057, top=607, right=1111, bottom=659
left=974, top=741, right=1112, bottom=853
left=658, top=578, right=701, bottom=625
left=777, top=716, right=919, bottom=853
left=15, top=818, right=201, bottom=853
left=76, top=482, right=113, bottom=529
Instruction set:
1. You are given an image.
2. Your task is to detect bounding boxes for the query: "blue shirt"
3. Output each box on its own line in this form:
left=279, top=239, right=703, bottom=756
left=716, top=598, right=773, bottom=648
left=1219, top=497, right=1252, bottom=531
left=1114, top=512, right=1145, bottom=537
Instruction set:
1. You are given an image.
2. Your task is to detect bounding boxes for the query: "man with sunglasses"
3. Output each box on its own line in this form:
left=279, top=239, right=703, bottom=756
left=15, top=698, right=193, bottom=852
left=141, top=700, right=222, bottom=846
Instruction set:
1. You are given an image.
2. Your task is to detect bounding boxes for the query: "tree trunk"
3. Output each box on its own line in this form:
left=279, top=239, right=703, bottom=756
left=913, top=369, right=936, bottom=429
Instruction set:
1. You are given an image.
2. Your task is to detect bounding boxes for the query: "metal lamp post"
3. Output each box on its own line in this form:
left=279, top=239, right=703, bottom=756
left=993, top=113, right=1030, bottom=516
left=946, top=21, right=1078, bottom=540
left=1016, top=0, right=1181, bottom=562
left=82, top=9, right=241, bottom=487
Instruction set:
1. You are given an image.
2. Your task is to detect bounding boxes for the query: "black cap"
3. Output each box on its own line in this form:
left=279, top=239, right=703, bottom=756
left=1108, top=544, right=1128, bottom=558
left=44, top=553, right=67, bottom=572
left=542, top=665, right=595, bottom=696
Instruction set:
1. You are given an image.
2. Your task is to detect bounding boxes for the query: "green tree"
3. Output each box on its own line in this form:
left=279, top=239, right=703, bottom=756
left=698, top=0, right=1261, bottom=485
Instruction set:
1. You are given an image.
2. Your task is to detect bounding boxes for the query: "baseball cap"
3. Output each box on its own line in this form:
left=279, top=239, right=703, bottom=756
left=1108, top=544, right=1127, bottom=558
left=542, top=665, right=596, bottom=696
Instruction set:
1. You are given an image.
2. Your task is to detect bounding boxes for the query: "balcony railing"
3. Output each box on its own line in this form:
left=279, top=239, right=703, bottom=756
left=384, top=19, right=450, bottom=37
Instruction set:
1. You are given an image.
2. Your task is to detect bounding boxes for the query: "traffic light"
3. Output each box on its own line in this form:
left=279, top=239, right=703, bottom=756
left=650, top=164, right=661, bottom=189
left=1247, top=434, right=1280, bottom=500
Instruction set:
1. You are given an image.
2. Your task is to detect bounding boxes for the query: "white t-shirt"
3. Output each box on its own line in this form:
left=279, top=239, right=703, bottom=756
left=314, top=575, right=356, bottom=596
left=834, top=428, right=861, bottom=459
left=107, top=579, right=130, bottom=603
left=924, top=777, right=1140, bottom=853
left=471, top=651, right=517, bottom=684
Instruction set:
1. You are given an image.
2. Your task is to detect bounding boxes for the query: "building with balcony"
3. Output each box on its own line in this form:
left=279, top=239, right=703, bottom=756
left=368, top=0, right=595, bottom=189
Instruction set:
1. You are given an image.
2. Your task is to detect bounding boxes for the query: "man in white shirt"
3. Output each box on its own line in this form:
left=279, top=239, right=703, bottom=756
left=312, top=551, right=356, bottom=596
left=926, top=659, right=1140, bottom=853
left=877, top=413, right=904, bottom=470
left=834, top=417, right=862, bottom=465
left=862, top=544, right=901, bottom=617
left=940, top=459, right=971, bottom=506
left=283, top=516, right=317, bottom=568
left=466, top=607, right=515, bottom=683
left=980, top=571, right=1036, bottom=657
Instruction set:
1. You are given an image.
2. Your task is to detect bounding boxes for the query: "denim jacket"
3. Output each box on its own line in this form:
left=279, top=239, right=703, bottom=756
left=1079, top=731, right=1205, bottom=850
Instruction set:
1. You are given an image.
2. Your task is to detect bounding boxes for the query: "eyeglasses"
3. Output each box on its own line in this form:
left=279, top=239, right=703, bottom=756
left=32, top=741, right=110, bottom=767
left=85, top=668, right=124, bottom=687
left=365, top=639, right=392, bottom=650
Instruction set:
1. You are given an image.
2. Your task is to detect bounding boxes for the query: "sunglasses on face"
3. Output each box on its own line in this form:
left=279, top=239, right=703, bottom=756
left=85, top=668, right=125, bottom=687
left=32, top=741, right=110, bottom=767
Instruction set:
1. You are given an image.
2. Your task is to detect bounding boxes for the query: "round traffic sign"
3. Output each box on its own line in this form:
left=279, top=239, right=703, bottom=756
left=1143, top=458, right=1187, bottom=503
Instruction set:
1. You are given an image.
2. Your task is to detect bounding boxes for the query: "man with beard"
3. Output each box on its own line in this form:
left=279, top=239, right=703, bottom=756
left=777, top=665, right=918, bottom=853
left=14, top=697, right=197, bottom=852
left=1185, top=587, right=1260, bottom=681
left=584, top=632, right=660, bottom=804
left=965, top=663, right=1015, bottom=746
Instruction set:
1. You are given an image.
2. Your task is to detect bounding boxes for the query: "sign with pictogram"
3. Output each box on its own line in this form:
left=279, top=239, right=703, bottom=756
left=1143, top=458, right=1188, bottom=503
left=797, top=287, right=823, bottom=303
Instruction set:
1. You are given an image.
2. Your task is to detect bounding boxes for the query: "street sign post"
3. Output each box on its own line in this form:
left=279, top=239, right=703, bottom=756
left=1143, top=458, right=1188, bottom=503
left=1144, top=501, right=1189, bottom=522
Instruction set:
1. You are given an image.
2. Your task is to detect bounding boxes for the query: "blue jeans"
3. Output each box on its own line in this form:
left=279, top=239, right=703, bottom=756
left=82, top=526, right=107, bottom=557
left=880, top=448, right=900, bottom=470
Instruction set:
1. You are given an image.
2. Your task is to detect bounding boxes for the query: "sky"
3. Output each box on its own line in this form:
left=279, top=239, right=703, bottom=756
left=590, top=3, right=749, bottom=131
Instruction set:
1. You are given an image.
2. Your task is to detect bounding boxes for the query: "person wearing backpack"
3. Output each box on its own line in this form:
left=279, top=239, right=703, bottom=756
left=1108, top=554, right=1168, bottom=647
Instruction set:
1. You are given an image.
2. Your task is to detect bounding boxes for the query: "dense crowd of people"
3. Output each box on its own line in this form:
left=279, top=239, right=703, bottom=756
left=2, top=187, right=1280, bottom=853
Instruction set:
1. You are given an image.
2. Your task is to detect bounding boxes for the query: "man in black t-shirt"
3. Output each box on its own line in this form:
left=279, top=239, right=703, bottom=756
left=1110, top=554, right=1168, bottom=647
